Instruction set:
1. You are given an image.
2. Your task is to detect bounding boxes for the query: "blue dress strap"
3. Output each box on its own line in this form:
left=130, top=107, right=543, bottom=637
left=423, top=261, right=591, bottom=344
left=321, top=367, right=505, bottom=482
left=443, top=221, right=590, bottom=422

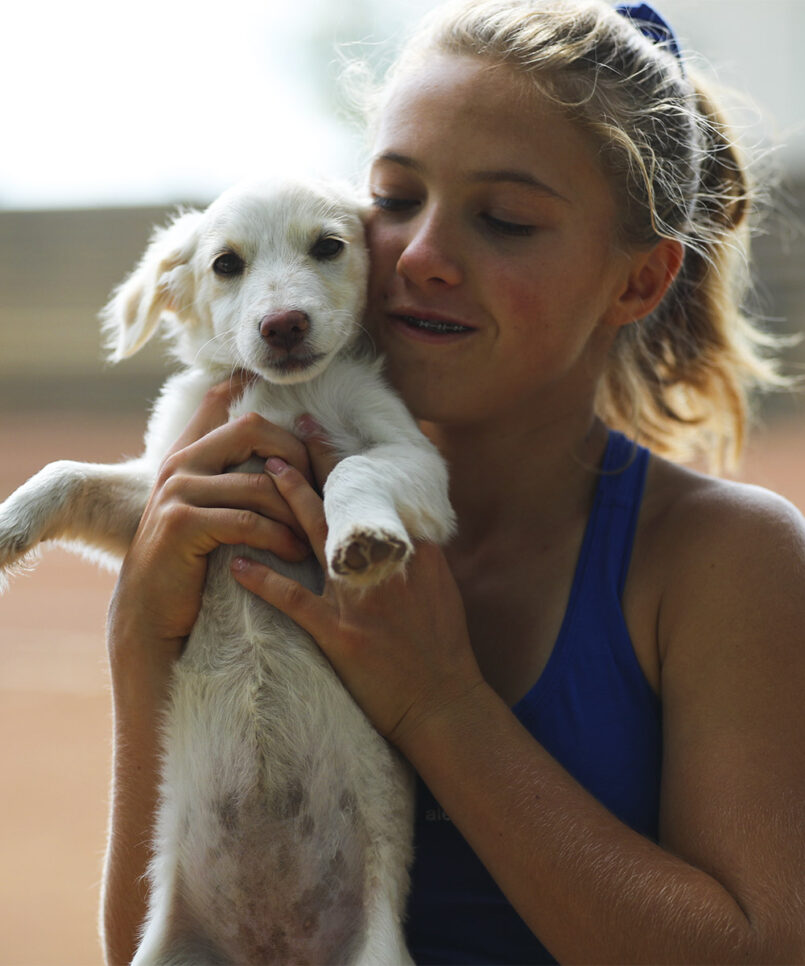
left=596, top=428, right=650, bottom=597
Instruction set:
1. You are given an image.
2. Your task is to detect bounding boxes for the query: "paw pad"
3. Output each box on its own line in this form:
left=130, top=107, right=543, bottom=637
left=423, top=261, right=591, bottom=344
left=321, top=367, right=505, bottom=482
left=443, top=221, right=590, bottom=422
left=330, top=530, right=410, bottom=583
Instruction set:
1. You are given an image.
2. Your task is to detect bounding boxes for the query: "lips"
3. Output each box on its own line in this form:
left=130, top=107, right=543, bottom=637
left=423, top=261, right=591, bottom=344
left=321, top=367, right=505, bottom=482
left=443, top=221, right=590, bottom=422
left=388, top=308, right=475, bottom=339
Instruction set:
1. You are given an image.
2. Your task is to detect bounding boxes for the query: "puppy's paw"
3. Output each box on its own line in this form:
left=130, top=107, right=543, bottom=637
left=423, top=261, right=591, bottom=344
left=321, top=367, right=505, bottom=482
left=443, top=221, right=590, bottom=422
left=328, top=527, right=412, bottom=587
left=0, top=512, right=36, bottom=563
left=0, top=523, right=40, bottom=593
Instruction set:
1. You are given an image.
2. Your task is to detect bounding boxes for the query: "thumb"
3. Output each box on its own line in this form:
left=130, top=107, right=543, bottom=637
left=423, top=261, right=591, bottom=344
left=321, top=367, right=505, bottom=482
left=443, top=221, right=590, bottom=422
left=295, top=414, right=340, bottom=490
left=231, top=555, right=332, bottom=640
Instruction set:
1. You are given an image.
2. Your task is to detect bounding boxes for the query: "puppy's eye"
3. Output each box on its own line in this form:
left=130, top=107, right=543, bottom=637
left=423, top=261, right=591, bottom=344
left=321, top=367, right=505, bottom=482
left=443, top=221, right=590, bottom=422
left=310, top=236, right=345, bottom=261
left=212, top=252, right=245, bottom=277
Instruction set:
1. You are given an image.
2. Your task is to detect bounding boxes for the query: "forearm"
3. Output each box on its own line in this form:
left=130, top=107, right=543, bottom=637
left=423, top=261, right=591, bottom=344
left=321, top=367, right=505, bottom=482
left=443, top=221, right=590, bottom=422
left=102, top=623, right=174, bottom=966
left=398, top=684, right=763, bottom=965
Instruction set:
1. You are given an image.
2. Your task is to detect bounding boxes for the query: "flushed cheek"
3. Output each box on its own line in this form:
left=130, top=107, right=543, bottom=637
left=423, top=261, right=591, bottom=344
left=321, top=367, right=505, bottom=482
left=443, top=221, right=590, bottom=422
left=493, top=276, right=555, bottom=345
left=494, top=282, right=596, bottom=378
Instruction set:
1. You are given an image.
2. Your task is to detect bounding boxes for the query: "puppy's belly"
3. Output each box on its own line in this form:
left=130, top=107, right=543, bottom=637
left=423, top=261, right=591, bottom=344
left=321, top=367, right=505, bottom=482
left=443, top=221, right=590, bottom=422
left=158, top=553, right=376, bottom=963
left=175, top=764, right=368, bottom=964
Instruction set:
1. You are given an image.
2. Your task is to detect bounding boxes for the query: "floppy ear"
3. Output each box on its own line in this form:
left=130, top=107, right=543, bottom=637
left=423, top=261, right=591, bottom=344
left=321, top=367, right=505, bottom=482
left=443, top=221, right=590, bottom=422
left=101, top=208, right=204, bottom=361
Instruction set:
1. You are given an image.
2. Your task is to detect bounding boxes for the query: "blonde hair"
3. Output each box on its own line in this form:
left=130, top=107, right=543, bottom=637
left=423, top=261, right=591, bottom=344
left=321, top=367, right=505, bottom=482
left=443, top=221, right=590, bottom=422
left=350, top=0, right=791, bottom=470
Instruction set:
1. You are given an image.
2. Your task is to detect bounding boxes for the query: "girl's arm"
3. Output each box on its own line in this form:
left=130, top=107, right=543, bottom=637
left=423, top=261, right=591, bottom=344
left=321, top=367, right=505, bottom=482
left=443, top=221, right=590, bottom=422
left=236, top=459, right=805, bottom=964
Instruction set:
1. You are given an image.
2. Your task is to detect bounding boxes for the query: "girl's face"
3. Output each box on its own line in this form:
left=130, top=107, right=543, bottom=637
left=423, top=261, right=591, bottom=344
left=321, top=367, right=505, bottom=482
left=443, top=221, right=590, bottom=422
left=364, top=53, right=635, bottom=431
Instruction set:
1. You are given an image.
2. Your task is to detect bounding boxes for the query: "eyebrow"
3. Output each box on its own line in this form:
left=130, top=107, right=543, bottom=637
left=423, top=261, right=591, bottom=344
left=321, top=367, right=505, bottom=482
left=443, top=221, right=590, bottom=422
left=372, top=151, right=571, bottom=204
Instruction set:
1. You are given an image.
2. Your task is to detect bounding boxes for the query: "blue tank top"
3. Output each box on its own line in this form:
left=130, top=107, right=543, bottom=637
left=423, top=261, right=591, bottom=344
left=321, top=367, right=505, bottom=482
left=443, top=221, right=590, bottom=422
left=405, top=430, right=661, bottom=965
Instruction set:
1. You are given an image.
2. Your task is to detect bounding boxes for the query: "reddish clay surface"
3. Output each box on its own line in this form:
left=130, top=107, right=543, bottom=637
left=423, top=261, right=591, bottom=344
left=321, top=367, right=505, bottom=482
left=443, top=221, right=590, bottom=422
left=0, top=410, right=802, bottom=965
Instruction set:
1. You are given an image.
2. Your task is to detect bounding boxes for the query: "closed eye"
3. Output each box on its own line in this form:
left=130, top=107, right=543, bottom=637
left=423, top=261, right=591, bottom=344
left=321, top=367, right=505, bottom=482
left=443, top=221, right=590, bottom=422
left=481, top=214, right=535, bottom=237
left=371, top=195, right=419, bottom=213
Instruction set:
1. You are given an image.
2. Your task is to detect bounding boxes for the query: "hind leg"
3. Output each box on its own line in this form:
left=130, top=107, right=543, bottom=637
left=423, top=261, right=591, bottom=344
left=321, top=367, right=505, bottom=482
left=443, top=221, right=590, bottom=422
left=132, top=881, right=229, bottom=966
left=354, top=888, right=414, bottom=966
left=131, top=903, right=174, bottom=966
left=352, top=763, right=416, bottom=966
left=130, top=860, right=181, bottom=966
left=133, top=929, right=229, bottom=966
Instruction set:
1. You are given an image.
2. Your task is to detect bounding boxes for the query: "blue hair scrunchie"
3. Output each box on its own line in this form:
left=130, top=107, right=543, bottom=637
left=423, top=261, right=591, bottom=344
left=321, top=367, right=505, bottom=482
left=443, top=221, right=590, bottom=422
left=614, top=1, right=685, bottom=72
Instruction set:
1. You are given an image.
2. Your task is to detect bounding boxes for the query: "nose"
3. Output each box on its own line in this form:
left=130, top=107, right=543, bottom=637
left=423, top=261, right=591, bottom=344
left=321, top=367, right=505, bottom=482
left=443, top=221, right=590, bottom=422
left=259, top=310, right=310, bottom=351
left=395, top=210, right=463, bottom=289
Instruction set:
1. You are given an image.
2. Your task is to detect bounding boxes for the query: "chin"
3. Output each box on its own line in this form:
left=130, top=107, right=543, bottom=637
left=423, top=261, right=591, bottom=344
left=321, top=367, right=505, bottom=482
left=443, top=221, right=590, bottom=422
left=385, top=376, right=462, bottom=429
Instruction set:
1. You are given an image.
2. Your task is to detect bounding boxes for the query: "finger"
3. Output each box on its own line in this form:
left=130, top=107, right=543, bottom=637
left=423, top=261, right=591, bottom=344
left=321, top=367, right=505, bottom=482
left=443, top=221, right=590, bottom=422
left=231, top=556, right=331, bottom=636
left=294, top=414, right=340, bottom=490
left=265, top=458, right=329, bottom=568
left=167, top=371, right=256, bottom=456
left=166, top=412, right=313, bottom=483
left=167, top=505, right=311, bottom=562
left=166, top=471, right=309, bottom=543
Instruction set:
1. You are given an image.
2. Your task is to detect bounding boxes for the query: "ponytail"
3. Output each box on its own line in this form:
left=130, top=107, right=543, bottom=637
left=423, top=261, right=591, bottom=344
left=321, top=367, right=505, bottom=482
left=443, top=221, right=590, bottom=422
left=599, top=70, right=788, bottom=470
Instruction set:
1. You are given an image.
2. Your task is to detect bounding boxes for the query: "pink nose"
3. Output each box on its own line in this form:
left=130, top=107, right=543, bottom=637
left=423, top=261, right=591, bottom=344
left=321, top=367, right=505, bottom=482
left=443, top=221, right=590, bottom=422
left=259, top=310, right=310, bottom=351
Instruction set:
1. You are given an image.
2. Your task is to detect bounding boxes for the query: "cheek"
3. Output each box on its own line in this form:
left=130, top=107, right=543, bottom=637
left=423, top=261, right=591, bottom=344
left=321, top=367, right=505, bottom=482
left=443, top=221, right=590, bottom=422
left=491, top=264, right=596, bottom=377
left=206, top=283, right=255, bottom=357
left=319, top=269, right=366, bottom=342
left=365, top=219, right=399, bottom=297
left=492, top=266, right=549, bottom=342
left=496, top=245, right=604, bottom=332
left=206, top=281, right=239, bottom=326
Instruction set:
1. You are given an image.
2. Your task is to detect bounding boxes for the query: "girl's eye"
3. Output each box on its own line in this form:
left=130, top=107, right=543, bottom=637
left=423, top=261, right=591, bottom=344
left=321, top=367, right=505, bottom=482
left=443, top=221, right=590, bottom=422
left=482, top=214, right=535, bottom=237
left=371, top=195, right=418, bottom=213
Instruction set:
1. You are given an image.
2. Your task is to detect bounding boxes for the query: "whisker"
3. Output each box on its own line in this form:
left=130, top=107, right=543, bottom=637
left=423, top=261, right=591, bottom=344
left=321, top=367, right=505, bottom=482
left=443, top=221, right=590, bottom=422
left=353, top=320, right=378, bottom=356
left=188, top=329, right=232, bottom=369
left=198, top=329, right=247, bottom=369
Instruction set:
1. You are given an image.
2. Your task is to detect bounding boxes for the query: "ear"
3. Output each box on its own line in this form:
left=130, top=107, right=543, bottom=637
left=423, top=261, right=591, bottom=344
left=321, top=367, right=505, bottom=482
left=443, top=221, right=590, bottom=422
left=603, top=238, right=685, bottom=328
left=101, top=208, right=204, bottom=361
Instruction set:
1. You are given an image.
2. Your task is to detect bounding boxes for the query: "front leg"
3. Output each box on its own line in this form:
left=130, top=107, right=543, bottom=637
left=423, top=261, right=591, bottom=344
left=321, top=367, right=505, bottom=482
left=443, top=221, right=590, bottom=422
left=323, top=439, right=456, bottom=588
left=0, top=458, right=152, bottom=588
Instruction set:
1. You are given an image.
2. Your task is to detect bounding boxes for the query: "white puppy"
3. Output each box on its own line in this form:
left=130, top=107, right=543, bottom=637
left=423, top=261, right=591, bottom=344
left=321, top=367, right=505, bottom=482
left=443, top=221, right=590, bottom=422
left=0, top=179, right=456, bottom=965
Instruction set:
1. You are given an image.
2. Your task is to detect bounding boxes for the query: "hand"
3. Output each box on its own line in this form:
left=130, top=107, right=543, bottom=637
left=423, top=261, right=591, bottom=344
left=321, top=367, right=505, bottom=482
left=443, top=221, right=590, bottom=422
left=107, top=375, right=320, bottom=670
left=230, top=456, right=485, bottom=750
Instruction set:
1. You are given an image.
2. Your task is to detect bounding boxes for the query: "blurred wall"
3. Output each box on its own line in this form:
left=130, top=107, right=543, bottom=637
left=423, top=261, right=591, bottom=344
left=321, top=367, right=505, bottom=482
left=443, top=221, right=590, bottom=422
left=0, top=206, right=182, bottom=413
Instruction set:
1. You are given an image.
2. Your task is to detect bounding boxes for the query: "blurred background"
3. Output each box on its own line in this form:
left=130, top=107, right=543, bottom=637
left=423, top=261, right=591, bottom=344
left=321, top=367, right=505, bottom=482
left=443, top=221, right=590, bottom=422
left=0, top=1, right=803, bottom=963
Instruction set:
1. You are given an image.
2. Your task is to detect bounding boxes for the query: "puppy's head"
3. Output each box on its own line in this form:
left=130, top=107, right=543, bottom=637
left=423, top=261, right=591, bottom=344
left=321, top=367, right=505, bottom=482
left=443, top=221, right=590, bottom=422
left=102, top=178, right=370, bottom=384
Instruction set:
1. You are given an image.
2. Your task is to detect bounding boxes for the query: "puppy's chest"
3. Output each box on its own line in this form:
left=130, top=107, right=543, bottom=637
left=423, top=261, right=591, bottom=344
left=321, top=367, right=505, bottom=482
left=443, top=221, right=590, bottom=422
left=228, top=373, right=372, bottom=459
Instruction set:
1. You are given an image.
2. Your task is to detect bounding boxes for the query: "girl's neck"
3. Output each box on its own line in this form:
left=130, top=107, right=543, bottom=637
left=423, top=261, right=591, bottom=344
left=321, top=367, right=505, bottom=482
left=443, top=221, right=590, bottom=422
left=420, top=409, right=608, bottom=552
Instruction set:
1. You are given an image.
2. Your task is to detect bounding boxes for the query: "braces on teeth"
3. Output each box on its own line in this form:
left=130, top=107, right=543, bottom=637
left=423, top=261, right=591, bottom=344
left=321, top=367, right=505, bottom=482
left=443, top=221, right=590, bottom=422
left=404, top=316, right=469, bottom=333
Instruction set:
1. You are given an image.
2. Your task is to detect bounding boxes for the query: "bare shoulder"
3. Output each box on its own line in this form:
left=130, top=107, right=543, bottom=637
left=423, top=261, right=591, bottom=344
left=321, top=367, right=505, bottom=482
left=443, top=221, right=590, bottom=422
left=625, top=452, right=805, bottom=688
left=643, top=451, right=804, bottom=543
left=635, top=454, right=805, bottom=613
left=648, top=456, right=805, bottom=720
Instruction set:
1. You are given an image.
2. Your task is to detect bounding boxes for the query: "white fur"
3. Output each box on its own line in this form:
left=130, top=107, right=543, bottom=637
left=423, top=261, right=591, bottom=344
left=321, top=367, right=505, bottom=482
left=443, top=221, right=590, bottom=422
left=0, top=179, right=456, bottom=965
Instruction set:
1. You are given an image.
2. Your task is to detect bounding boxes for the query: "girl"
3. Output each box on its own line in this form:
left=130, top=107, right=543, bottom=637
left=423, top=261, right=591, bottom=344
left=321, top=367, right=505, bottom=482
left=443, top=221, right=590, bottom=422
left=102, top=1, right=805, bottom=962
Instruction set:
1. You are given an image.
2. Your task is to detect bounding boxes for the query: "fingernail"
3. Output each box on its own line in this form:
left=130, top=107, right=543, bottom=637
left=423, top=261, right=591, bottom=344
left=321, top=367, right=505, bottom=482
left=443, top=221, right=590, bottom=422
left=294, top=414, right=325, bottom=439
left=265, top=457, right=287, bottom=476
